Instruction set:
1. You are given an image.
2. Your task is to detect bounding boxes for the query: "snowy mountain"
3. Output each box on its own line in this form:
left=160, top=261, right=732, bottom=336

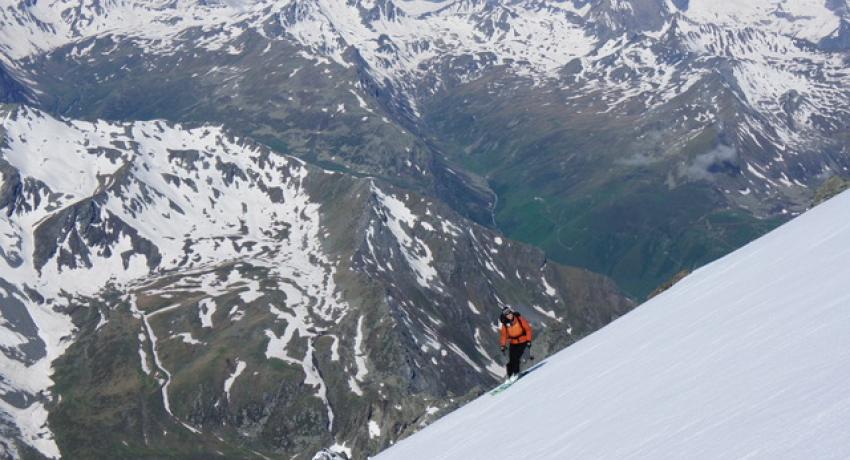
left=1, top=1, right=849, bottom=457
left=415, top=0, right=850, bottom=296
left=3, top=0, right=847, bottom=116
left=0, top=104, right=631, bottom=459
left=1, top=0, right=848, bottom=297
left=376, top=188, right=850, bottom=459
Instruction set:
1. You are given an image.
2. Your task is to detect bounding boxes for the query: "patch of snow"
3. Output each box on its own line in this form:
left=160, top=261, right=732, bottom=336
left=171, top=332, right=203, bottom=345
left=368, top=420, right=380, bottom=439
left=353, top=316, right=369, bottom=383
left=223, top=359, right=247, bottom=402
left=531, top=304, right=560, bottom=322
left=473, top=328, right=503, bottom=378
left=446, top=342, right=482, bottom=373
left=198, top=298, right=216, bottom=328
left=95, top=311, right=108, bottom=331
left=541, top=275, right=557, bottom=297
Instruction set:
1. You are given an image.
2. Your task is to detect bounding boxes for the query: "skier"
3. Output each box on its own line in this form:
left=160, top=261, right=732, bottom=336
left=499, top=306, right=532, bottom=382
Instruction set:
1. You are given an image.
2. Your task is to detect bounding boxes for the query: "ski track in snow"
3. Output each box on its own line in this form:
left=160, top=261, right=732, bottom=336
left=378, top=190, right=850, bottom=460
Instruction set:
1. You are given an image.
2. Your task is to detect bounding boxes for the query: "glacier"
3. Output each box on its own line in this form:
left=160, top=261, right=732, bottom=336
left=377, top=190, right=850, bottom=459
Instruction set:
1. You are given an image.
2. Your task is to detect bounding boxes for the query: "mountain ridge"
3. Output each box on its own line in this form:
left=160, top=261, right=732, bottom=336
left=3, top=0, right=848, bottom=297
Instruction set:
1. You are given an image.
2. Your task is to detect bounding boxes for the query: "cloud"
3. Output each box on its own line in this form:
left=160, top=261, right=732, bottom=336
left=685, top=144, right=738, bottom=181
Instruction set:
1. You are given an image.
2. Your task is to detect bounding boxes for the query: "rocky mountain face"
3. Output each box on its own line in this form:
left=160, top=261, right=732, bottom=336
left=0, top=104, right=631, bottom=459
left=2, top=0, right=848, bottom=298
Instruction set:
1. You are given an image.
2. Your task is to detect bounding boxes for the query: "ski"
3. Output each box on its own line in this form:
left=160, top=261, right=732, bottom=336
left=489, top=379, right=517, bottom=396
left=489, top=361, right=547, bottom=396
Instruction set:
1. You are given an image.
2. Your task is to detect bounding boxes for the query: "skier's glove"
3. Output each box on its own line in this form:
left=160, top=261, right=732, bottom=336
left=500, top=346, right=506, bottom=354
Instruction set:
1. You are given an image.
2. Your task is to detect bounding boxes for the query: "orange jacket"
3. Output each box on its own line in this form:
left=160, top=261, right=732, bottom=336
left=500, top=315, right=532, bottom=347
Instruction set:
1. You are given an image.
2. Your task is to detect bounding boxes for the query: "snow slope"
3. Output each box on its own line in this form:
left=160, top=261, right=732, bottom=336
left=377, top=190, right=850, bottom=459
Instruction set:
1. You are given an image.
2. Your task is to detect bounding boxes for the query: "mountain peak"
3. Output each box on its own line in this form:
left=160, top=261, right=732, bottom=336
left=588, top=0, right=672, bottom=36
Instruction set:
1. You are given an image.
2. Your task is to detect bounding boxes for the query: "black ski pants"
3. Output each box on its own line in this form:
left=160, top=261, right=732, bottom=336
left=506, top=342, right=528, bottom=377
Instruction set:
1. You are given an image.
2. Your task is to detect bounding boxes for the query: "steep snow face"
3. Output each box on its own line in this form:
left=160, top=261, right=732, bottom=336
left=377, top=190, right=850, bottom=459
